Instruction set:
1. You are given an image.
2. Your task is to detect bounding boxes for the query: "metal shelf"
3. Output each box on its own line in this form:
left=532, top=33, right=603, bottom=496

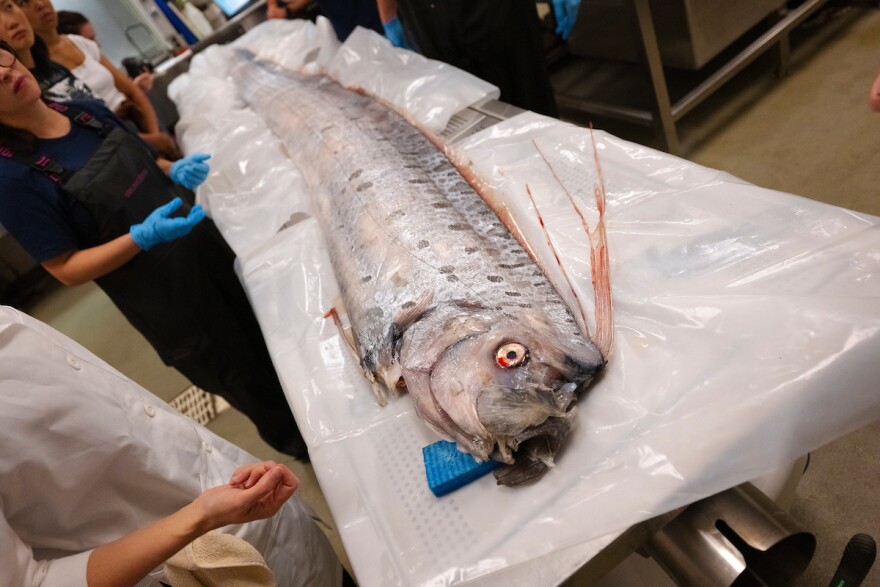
left=554, top=0, right=831, bottom=154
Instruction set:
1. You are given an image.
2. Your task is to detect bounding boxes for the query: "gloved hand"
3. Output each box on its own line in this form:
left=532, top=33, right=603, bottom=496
left=552, top=0, right=581, bottom=40
left=383, top=17, right=410, bottom=50
left=130, top=197, right=206, bottom=251
left=169, top=153, right=211, bottom=190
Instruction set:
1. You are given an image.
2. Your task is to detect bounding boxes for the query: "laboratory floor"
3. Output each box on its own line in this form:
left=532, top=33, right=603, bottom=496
left=18, top=4, right=880, bottom=586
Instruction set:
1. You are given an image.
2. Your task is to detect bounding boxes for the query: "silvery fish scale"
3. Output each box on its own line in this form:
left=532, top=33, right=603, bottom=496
left=235, top=57, right=604, bottom=485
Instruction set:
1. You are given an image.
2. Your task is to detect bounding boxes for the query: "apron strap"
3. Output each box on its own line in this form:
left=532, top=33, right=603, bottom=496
left=5, top=103, right=113, bottom=185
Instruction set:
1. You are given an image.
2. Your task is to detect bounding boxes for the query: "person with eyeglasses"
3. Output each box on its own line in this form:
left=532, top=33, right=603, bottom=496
left=0, top=41, right=309, bottom=464
left=2, top=0, right=178, bottom=159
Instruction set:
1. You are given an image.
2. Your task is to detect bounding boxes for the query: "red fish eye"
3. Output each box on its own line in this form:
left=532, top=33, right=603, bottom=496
left=496, top=342, right=527, bottom=368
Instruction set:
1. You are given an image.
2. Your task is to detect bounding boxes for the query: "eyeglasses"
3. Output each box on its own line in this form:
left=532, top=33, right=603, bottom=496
left=0, top=41, right=17, bottom=69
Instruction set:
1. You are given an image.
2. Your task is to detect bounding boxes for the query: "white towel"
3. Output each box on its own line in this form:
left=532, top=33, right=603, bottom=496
left=164, top=532, right=277, bottom=587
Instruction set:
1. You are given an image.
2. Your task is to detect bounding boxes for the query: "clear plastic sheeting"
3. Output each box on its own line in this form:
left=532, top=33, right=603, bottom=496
left=232, top=17, right=340, bottom=74
left=232, top=19, right=500, bottom=132
left=168, top=48, right=309, bottom=260
left=169, top=38, right=880, bottom=587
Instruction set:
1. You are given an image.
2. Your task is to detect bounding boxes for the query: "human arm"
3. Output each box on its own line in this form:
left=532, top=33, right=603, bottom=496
left=99, top=53, right=161, bottom=134
left=376, top=0, right=409, bottom=48
left=85, top=463, right=298, bottom=587
left=377, top=0, right=397, bottom=23
left=41, top=197, right=205, bottom=284
left=41, top=233, right=142, bottom=286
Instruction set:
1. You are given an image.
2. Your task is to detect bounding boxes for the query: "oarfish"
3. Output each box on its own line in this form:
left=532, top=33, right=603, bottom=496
left=235, top=56, right=607, bottom=486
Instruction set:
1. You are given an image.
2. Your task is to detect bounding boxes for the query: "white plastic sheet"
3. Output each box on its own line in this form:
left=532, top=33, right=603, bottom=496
left=233, top=19, right=499, bottom=132
left=169, top=49, right=310, bottom=260
left=170, top=21, right=880, bottom=587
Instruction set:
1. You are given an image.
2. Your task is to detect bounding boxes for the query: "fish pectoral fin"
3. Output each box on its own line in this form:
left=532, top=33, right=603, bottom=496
left=392, top=290, right=434, bottom=335
left=370, top=378, right=389, bottom=407
left=324, top=302, right=359, bottom=357
left=325, top=302, right=390, bottom=405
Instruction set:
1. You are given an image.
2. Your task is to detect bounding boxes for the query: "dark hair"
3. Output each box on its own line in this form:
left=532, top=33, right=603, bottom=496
left=56, top=11, right=89, bottom=36
left=30, top=34, right=52, bottom=71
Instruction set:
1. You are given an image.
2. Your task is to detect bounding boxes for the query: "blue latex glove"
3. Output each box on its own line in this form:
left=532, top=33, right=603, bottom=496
left=552, top=0, right=581, bottom=40
left=130, top=197, right=206, bottom=251
left=383, top=17, right=409, bottom=50
left=169, top=153, right=211, bottom=190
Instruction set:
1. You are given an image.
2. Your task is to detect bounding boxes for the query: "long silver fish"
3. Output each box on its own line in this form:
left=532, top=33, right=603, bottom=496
left=235, top=56, right=607, bottom=485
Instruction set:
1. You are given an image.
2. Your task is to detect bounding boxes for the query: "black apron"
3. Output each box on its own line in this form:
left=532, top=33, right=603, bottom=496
left=398, top=0, right=558, bottom=117
left=21, top=105, right=305, bottom=456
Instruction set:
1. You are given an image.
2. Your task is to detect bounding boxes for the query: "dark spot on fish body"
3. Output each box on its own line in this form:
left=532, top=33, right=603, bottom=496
left=487, top=275, right=504, bottom=283
left=519, top=303, right=533, bottom=308
left=409, top=179, right=430, bottom=184
left=366, top=307, right=384, bottom=320
left=349, top=169, right=363, bottom=181
left=499, top=263, right=527, bottom=269
left=448, top=223, right=467, bottom=231
left=362, top=275, right=372, bottom=282
left=432, top=202, right=451, bottom=209
left=402, top=300, right=416, bottom=309
left=465, top=247, right=479, bottom=254
left=533, top=270, right=543, bottom=277
left=417, top=240, right=430, bottom=249
left=446, top=274, right=459, bottom=283
left=439, top=266, right=455, bottom=274
left=355, top=182, right=373, bottom=192
left=504, top=291, right=522, bottom=297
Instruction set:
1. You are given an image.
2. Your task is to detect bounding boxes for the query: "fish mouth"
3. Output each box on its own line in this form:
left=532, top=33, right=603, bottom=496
left=492, top=415, right=574, bottom=487
left=475, top=378, right=579, bottom=486
left=474, top=346, right=604, bottom=487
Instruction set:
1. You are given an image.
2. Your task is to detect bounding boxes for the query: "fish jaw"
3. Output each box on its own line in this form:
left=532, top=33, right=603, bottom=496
left=399, top=302, right=604, bottom=475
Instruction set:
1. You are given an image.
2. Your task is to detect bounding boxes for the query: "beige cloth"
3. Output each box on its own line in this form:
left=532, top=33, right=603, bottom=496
left=164, top=532, right=278, bottom=587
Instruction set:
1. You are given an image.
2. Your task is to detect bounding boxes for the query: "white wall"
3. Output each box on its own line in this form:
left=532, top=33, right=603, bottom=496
left=52, top=0, right=164, bottom=66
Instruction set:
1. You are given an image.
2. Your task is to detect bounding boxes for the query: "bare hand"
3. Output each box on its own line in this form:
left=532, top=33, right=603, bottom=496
left=134, top=72, right=154, bottom=92
left=191, top=462, right=299, bottom=530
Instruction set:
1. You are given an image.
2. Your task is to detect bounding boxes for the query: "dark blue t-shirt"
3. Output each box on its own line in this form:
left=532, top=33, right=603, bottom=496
left=0, top=100, right=127, bottom=263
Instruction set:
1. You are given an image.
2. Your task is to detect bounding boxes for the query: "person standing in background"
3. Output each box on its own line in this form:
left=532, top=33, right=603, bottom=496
left=376, top=0, right=567, bottom=118
left=267, top=0, right=383, bottom=42
left=0, top=41, right=309, bottom=461
left=55, top=9, right=154, bottom=92
left=17, top=0, right=177, bottom=158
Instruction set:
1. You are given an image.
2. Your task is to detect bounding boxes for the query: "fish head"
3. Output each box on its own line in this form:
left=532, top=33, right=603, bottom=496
left=400, top=303, right=604, bottom=483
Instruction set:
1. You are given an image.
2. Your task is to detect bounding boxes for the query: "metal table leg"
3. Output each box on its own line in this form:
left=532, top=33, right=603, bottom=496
left=632, top=0, right=680, bottom=154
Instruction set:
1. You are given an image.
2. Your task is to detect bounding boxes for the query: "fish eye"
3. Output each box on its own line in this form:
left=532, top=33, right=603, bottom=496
left=495, top=342, right=528, bottom=368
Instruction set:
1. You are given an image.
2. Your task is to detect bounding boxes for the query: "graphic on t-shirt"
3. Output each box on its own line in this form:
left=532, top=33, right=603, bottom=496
left=34, top=62, right=98, bottom=104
